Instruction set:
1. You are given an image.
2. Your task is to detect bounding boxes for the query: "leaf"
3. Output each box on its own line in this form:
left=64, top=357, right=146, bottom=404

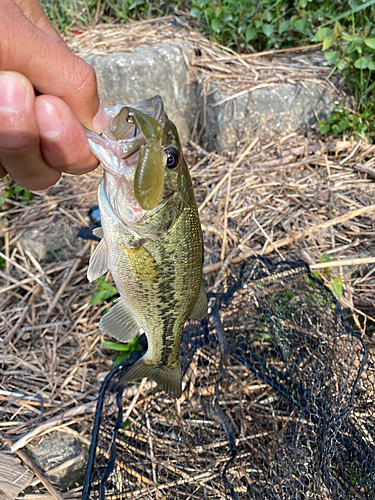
left=324, top=50, right=340, bottom=65
left=322, top=36, right=334, bottom=51
left=299, top=0, right=308, bottom=7
left=328, top=278, right=343, bottom=299
left=342, top=32, right=358, bottom=43
left=245, top=26, right=258, bottom=41
left=313, top=27, right=333, bottom=42
left=190, top=7, right=200, bottom=18
left=320, top=251, right=332, bottom=264
left=354, top=56, right=371, bottom=69
left=89, top=288, right=118, bottom=305
left=255, top=19, right=263, bottom=30
left=96, top=281, right=118, bottom=291
left=364, top=38, right=375, bottom=49
left=337, top=60, right=349, bottom=70
left=294, top=18, right=306, bottom=32
left=279, top=20, right=289, bottom=35
left=214, top=6, right=221, bottom=18
left=211, top=18, right=221, bottom=33
left=102, top=341, right=131, bottom=351
left=263, top=10, right=272, bottom=22
left=368, top=60, right=375, bottom=70
left=319, top=122, right=330, bottom=134
left=113, top=352, right=131, bottom=367
left=262, top=23, right=274, bottom=38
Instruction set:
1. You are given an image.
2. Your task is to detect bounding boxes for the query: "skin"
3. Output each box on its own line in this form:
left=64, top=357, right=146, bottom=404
left=0, top=0, right=108, bottom=190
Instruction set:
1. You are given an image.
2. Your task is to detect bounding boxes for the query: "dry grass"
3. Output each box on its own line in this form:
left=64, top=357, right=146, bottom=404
left=0, top=18, right=374, bottom=498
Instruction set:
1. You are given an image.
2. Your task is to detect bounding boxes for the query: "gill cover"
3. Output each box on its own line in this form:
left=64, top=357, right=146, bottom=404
left=113, top=107, right=167, bottom=211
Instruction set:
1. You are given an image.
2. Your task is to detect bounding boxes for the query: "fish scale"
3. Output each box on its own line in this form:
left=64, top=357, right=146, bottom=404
left=86, top=96, right=207, bottom=398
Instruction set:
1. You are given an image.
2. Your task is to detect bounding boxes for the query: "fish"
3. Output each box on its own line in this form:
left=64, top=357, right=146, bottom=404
left=85, top=95, right=207, bottom=398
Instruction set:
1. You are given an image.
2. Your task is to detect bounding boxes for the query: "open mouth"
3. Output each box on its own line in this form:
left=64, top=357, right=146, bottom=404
left=85, top=95, right=165, bottom=168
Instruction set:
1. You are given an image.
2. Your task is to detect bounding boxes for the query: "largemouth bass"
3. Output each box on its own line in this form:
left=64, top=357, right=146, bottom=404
left=85, top=96, right=207, bottom=398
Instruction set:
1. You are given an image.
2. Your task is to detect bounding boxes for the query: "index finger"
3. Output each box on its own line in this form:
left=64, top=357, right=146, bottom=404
left=1, top=0, right=100, bottom=128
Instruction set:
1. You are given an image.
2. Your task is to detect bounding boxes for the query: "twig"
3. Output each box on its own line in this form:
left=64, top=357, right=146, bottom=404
left=0, top=434, right=64, bottom=500
left=0, top=251, right=52, bottom=295
left=203, top=204, right=375, bottom=274
left=45, top=241, right=91, bottom=316
left=311, top=257, right=375, bottom=269
left=11, top=402, right=97, bottom=452
left=198, top=138, right=259, bottom=213
left=2, top=288, right=39, bottom=345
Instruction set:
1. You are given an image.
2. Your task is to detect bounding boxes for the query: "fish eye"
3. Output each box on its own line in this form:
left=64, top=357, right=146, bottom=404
left=164, top=146, right=179, bottom=169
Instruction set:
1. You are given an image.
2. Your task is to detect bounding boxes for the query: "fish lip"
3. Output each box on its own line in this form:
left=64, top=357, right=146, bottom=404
left=86, top=95, right=165, bottom=160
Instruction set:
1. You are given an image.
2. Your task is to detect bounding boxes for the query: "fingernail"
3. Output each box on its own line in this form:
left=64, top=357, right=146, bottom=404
left=0, top=72, right=27, bottom=114
left=92, top=104, right=108, bottom=133
left=35, top=100, right=64, bottom=139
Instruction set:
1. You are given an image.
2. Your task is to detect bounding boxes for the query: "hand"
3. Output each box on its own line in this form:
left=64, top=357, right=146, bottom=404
left=0, top=0, right=107, bottom=190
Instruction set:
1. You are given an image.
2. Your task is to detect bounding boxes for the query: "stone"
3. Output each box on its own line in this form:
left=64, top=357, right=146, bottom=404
left=200, top=81, right=335, bottom=152
left=19, top=227, right=79, bottom=263
left=86, top=45, right=196, bottom=144
left=26, top=431, right=88, bottom=492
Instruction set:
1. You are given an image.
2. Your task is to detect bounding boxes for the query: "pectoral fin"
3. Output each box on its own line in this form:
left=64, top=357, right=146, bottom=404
left=190, top=279, right=207, bottom=320
left=100, top=297, right=141, bottom=343
left=87, top=238, right=109, bottom=282
left=122, top=244, right=158, bottom=283
left=92, top=227, right=103, bottom=238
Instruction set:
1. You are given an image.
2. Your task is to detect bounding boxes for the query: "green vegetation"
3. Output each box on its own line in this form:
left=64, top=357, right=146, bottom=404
left=41, top=0, right=375, bottom=141
left=89, top=275, right=119, bottom=305
left=319, top=102, right=375, bottom=141
left=312, top=252, right=343, bottom=300
left=0, top=178, right=33, bottom=205
left=102, top=337, right=143, bottom=366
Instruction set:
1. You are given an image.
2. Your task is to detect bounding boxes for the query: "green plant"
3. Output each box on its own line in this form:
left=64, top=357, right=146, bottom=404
left=189, top=0, right=354, bottom=54
left=319, top=102, right=375, bottom=141
left=0, top=179, right=33, bottom=205
left=41, top=0, right=180, bottom=32
left=89, top=275, right=119, bottom=305
left=312, top=252, right=343, bottom=300
left=313, top=1, right=375, bottom=139
left=102, top=337, right=144, bottom=366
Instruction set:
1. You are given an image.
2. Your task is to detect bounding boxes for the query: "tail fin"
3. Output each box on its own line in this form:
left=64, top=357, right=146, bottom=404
left=119, top=357, right=182, bottom=398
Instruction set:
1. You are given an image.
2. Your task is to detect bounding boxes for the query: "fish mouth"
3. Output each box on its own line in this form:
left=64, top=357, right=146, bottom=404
left=85, top=96, right=167, bottom=225
left=85, top=95, right=165, bottom=169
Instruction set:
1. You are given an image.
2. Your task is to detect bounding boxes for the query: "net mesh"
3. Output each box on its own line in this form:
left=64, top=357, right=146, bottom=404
left=82, top=256, right=375, bottom=499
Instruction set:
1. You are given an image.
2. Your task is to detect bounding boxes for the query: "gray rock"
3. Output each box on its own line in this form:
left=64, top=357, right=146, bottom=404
left=86, top=44, right=336, bottom=152
left=200, top=82, right=335, bottom=152
left=251, top=82, right=334, bottom=139
left=86, top=45, right=196, bottom=144
left=19, top=227, right=79, bottom=262
left=27, top=432, right=88, bottom=492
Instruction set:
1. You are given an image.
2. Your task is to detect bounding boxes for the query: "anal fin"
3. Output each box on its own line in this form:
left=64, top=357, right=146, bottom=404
left=190, top=279, right=207, bottom=320
left=87, top=238, right=108, bottom=282
left=100, top=297, right=141, bottom=343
